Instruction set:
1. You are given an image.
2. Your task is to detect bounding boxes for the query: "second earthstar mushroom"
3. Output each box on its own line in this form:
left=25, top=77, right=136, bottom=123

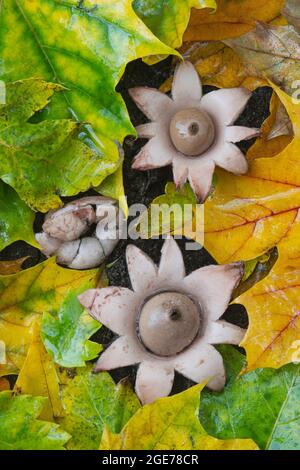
left=129, top=61, right=260, bottom=201
left=79, top=237, right=246, bottom=404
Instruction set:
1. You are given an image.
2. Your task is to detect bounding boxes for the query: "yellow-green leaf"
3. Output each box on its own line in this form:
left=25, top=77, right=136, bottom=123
left=58, top=366, right=141, bottom=450
left=14, top=320, right=64, bottom=421
left=0, top=0, right=175, bottom=198
left=0, top=78, right=116, bottom=212
left=0, top=181, right=36, bottom=249
left=133, top=0, right=216, bottom=50
left=0, top=257, right=100, bottom=376
left=0, top=391, right=70, bottom=450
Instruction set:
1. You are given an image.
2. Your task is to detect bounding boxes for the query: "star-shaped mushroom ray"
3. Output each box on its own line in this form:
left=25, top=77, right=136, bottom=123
left=173, top=343, right=226, bottom=391
left=172, top=60, right=202, bottom=103
left=93, top=336, right=146, bottom=372
left=158, top=237, right=186, bottom=283
left=131, top=134, right=174, bottom=170
left=200, top=87, right=252, bottom=127
left=187, top=160, right=216, bottom=202
left=78, top=238, right=246, bottom=404
left=128, top=87, right=174, bottom=121
left=126, top=245, right=158, bottom=293
left=78, top=287, right=139, bottom=336
left=182, top=263, right=244, bottom=321
left=129, top=60, right=259, bottom=203
left=135, top=361, right=175, bottom=405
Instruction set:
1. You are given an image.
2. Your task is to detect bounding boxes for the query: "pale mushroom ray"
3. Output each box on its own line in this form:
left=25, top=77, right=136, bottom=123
left=79, top=237, right=246, bottom=404
left=129, top=61, right=260, bottom=202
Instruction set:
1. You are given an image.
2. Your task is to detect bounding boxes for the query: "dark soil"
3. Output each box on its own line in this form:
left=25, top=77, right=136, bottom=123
left=1, top=57, right=272, bottom=394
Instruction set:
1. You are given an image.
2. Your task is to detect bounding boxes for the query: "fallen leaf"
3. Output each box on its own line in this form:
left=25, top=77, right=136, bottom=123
left=0, top=0, right=175, bottom=199
left=0, top=378, right=9, bottom=391
left=0, top=257, right=28, bottom=275
left=0, top=79, right=120, bottom=212
left=41, top=288, right=103, bottom=368
left=0, top=181, right=36, bottom=249
left=283, top=0, right=300, bottom=32
left=97, top=160, right=128, bottom=218
left=0, top=257, right=100, bottom=376
left=100, top=382, right=258, bottom=450
left=136, top=182, right=199, bottom=239
left=58, top=366, right=140, bottom=450
left=184, top=0, right=284, bottom=41
left=133, top=0, right=216, bottom=50
left=200, top=346, right=300, bottom=450
left=204, top=84, right=300, bottom=264
left=247, top=91, right=293, bottom=161
left=0, top=391, right=70, bottom=450
left=226, top=22, right=300, bottom=96
left=203, top=84, right=300, bottom=370
left=13, top=321, right=63, bottom=421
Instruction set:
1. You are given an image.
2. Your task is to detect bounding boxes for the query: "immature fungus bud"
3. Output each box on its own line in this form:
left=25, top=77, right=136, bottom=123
left=43, top=205, right=95, bottom=241
left=169, top=108, right=215, bottom=156
left=36, top=196, right=123, bottom=269
left=138, top=291, right=201, bottom=357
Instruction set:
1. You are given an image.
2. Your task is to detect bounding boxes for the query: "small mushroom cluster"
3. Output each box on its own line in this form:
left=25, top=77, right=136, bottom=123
left=79, top=238, right=245, bottom=404
left=129, top=60, right=259, bottom=201
left=36, top=196, right=124, bottom=269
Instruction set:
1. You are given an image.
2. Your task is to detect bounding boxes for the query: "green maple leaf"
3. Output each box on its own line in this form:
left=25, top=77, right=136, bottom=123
left=0, top=0, right=175, bottom=200
left=41, top=288, right=102, bottom=368
left=0, top=78, right=118, bottom=212
left=58, top=366, right=141, bottom=450
left=0, top=391, right=70, bottom=450
left=200, top=346, right=300, bottom=450
left=0, top=181, right=36, bottom=250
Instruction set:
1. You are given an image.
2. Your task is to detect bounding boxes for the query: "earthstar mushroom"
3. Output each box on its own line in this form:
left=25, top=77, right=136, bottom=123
left=36, top=196, right=124, bottom=269
left=79, top=237, right=246, bottom=404
left=129, top=61, right=260, bottom=201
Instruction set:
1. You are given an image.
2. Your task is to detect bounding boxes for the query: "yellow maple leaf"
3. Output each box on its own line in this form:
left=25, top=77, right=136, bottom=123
left=100, top=383, right=258, bottom=450
left=0, top=258, right=99, bottom=376
left=13, top=320, right=63, bottom=421
left=204, top=84, right=300, bottom=370
left=184, top=0, right=285, bottom=41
